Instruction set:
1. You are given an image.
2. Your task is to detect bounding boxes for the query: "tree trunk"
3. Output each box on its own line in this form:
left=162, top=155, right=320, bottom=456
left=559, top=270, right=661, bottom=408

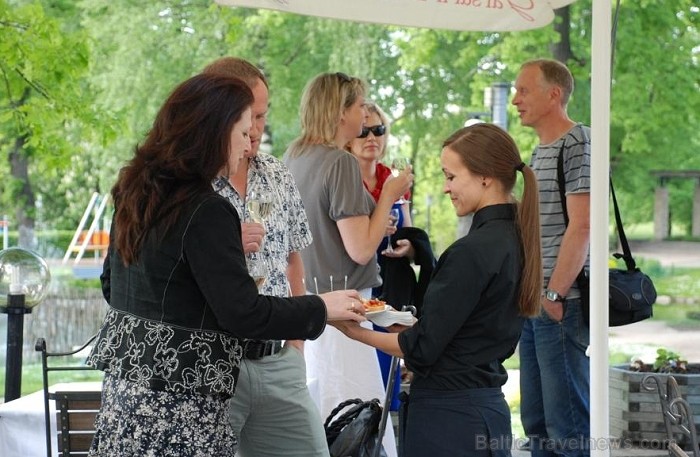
left=9, top=133, right=36, bottom=249
left=551, top=7, right=574, bottom=64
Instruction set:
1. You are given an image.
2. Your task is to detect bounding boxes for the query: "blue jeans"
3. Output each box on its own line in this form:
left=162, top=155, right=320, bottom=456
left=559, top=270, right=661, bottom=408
left=519, top=298, right=590, bottom=457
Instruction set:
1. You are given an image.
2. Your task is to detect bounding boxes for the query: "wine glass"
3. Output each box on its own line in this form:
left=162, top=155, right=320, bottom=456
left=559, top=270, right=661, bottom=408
left=246, top=257, right=268, bottom=291
left=385, top=208, right=401, bottom=253
left=247, top=191, right=273, bottom=251
left=390, top=157, right=410, bottom=177
left=246, top=190, right=273, bottom=224
left=390, top=158, right=411, bottom=204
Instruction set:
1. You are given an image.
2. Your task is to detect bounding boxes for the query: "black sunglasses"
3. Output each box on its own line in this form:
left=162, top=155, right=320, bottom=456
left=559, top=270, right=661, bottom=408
left=358, top=124, right=386, bottom=138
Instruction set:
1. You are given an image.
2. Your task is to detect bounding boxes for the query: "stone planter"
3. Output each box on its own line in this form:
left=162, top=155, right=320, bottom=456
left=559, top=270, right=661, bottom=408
left=609, top=364, right=700, bottom=445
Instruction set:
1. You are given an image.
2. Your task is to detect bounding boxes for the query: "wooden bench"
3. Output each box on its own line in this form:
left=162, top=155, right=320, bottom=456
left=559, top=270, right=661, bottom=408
left=52, top=390, right=101, bottom=456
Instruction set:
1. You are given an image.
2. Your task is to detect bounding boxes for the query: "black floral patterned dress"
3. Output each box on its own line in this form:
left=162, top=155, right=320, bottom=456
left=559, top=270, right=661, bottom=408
left=87, top=194, right=326, bottom=456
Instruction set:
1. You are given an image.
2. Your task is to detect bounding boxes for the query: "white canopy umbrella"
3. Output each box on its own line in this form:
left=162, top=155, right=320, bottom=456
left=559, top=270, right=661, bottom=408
left=216, top=0, right=576, bottom=32
left=215, top=1, right=612, bottom=455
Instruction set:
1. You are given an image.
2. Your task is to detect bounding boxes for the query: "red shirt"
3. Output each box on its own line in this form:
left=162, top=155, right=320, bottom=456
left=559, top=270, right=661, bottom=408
left=364, top=163, right=411, bottom=203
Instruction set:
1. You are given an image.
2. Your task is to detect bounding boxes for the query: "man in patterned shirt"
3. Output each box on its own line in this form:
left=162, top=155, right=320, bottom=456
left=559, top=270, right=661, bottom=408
left=205, top=58, right=327, bottom=457
left=512, top=59, right=591, bottom=457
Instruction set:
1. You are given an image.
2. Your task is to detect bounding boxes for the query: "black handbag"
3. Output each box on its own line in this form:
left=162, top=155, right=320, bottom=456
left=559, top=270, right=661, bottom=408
left=324, top=398, right=387, bottom=457
left=556, top=145, right=656, bottom=326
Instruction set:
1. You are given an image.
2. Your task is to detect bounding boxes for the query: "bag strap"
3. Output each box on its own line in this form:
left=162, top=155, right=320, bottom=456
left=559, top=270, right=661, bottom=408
left=555, top=143, right=568, bottom=226
left=609, top=177, right=637, bottom=271
left=556, top=141, right=637, bottom=274
left=324, top=398, right=363, bottom=429
left=325, top=398, right=380, bottom=447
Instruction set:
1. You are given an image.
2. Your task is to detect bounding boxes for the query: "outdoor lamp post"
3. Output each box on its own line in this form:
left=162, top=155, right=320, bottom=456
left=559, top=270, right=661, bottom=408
left=0, top=247, right=51, bottom=402
left=464, top=82, right=511, bottom=130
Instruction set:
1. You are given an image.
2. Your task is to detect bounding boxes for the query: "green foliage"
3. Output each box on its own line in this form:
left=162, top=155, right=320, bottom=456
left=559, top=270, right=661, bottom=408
left=1, top=229, right=75, bottom=256
left=621, top=253, right=700, bottom=299
left=0, top=0, right=114, bottom=234
left=608, top=0, right=700, bottom=229
left=652, top=303, right=700, bottom=330
left=653, top=347, right=686, bottom=372
left=654, top=269, right=700, bottom=299
left=77, top=0, right=238, bottom=200
left=0, top=361, right=103, bottom=398
left=0, top=0, right=698, bottom=249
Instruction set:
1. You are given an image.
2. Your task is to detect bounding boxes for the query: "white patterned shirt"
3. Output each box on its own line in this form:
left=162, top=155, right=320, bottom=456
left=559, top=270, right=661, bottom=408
left=213, top=154, right=313, bottom=297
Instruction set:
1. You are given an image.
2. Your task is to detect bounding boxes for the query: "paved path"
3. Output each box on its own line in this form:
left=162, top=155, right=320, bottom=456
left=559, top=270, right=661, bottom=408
left=512, top=447, right=666, bottom=457
left=609, top=318, right=700, bottom=363
left=627, top=240, right=700, bottom=268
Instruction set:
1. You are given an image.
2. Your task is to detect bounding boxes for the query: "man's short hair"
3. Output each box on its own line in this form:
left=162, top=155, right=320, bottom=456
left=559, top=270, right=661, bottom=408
left=522, top=59, right=574, bottom=106
left=202, top=57, right=268, bottom=89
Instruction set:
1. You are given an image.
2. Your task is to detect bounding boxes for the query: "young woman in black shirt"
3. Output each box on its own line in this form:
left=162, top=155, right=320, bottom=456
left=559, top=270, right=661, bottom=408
left=333, top=123, right=542, bottom=457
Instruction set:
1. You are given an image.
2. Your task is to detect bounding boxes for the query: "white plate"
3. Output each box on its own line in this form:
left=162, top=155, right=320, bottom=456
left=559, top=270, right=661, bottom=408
left=366, top=305, right=415, bottom=327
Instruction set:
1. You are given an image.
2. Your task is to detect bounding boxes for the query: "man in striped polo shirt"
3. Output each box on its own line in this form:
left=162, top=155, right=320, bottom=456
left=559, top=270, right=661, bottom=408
left=513, top=59, right=591, bottom=457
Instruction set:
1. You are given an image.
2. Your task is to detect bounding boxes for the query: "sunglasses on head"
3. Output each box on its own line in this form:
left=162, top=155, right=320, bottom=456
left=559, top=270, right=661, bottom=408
left=358, top=124, right=386, bottom=138
left=335, top=72, right=352, bottom=84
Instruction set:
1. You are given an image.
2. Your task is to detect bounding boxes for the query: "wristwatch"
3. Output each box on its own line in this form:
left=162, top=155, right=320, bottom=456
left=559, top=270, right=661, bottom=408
left=544, top=288, right=564, bottom=303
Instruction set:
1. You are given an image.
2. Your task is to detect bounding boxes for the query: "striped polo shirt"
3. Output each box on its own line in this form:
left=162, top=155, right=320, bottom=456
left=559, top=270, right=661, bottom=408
left=530, top=123, right=591, bottom=299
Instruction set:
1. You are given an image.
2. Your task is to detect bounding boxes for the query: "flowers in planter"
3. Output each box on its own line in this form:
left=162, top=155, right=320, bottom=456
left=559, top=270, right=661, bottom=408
left=628, top=347, right=690, bottom=374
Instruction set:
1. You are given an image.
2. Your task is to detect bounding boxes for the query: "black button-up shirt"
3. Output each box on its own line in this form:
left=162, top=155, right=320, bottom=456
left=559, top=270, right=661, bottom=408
left=398, top=203, right=524, bottom=390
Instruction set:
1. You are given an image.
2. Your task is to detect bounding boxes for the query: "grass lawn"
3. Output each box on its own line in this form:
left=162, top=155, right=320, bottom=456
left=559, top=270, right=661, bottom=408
left=0, top=358, right=103, bottom=399
left=652, top=303, right=700, bottom=330
left=624, top=222, right=699, bottom=241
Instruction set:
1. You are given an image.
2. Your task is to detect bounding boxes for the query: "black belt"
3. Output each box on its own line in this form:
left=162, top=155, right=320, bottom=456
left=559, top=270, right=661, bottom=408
left=242, top=340, right=283, bottom=360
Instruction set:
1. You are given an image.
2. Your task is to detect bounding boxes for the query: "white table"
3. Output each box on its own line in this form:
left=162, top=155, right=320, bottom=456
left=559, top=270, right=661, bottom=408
left=0, top=382, right=101, bottom=457
left=0, top=379, right=319, bottom=457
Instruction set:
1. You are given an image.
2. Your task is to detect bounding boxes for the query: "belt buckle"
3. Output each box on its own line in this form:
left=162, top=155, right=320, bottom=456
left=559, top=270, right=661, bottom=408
left=263, top=340, right=282, bottom=357
left=243, top=340, right=277, bottom=360
left=261, top=340, right=273, bottom=357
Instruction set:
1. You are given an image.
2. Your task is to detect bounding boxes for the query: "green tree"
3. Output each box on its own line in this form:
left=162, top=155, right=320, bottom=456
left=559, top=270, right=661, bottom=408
left=2, top=1, right=697, bottom=256
left=607, top=0, right=699, bottom=234
left=0, top=0, right=107, bottom=248
left=74, top=0, right=240, bottom=222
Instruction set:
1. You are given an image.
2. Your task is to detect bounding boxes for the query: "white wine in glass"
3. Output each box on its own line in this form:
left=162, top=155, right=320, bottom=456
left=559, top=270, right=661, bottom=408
left=390, top=158, right=411, bottom=204
left=246, top=257, right=268, bottom=291
left=247, top=191, right=273, bottom=223
left=390, top=157, right=410, bottom=177
left=247, top=199, right=273, bottom=222
left=253, top=276, right=266, bottom=289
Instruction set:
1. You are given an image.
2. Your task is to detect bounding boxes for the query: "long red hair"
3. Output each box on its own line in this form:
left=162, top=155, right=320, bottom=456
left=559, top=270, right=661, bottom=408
left=111, top=74, right=253, bottom=264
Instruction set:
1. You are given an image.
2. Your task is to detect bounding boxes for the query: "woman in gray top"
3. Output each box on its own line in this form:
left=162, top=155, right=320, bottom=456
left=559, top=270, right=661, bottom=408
left=284, top=72, right=412, bottom=457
